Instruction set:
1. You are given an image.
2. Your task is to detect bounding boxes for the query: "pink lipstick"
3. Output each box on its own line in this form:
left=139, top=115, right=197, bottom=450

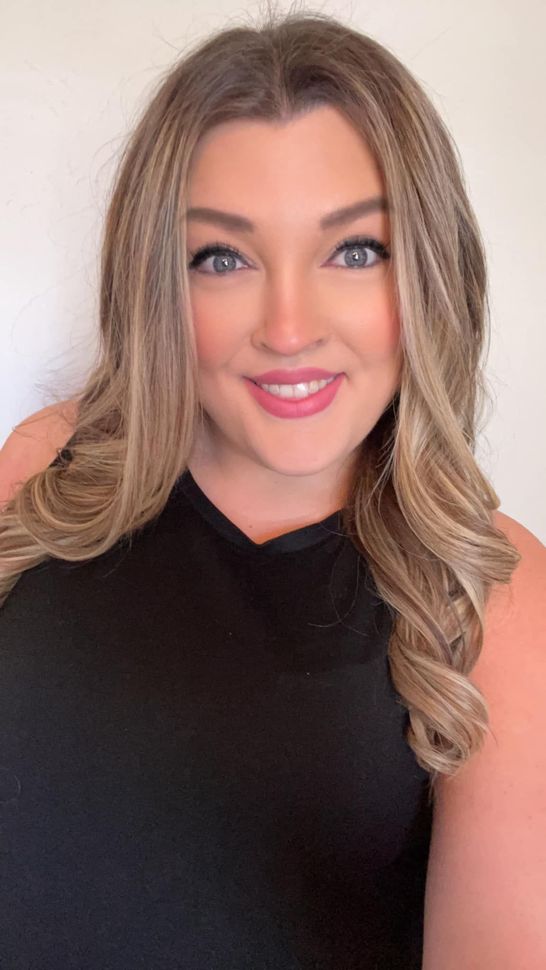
left=250, top=367, right=339, bottom=384
left=243, top=372, right=344, bottom=419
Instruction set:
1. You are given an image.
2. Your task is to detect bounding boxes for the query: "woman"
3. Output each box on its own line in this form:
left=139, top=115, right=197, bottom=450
left=1, top=6, right=545, bottom=968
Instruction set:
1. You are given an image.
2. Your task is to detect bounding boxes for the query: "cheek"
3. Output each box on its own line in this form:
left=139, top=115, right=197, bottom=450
left=192, top=307, right=239, bottom=370
left=349, top=286, right=401, bottom=364
left=190, top=282, right=254, bottom=370
left=194, top=325, right=221, bottom=368
left=376, top=310, right=402, bottom=360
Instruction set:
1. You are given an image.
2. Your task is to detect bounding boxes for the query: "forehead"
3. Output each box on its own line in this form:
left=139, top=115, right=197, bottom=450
left=187, top=105, right=385, bottom=203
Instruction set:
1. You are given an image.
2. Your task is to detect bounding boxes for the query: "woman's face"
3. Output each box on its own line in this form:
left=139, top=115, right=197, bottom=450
left=185, top=104, right=402, bottom=483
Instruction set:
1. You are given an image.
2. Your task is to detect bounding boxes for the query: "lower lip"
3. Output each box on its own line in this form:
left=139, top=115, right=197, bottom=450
left=243, top=373, right=344, bottom=418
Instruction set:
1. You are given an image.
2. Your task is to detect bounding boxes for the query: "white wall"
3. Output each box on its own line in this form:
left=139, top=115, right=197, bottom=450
left=2, top=0, right=545, bottom=541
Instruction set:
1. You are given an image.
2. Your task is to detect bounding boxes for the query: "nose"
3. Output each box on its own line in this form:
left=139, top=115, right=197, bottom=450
left=250, top=277, right=330, bottom=357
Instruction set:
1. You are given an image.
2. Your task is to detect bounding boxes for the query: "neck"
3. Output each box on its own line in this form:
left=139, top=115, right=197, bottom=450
left=187, top=435, right=355, bottom=544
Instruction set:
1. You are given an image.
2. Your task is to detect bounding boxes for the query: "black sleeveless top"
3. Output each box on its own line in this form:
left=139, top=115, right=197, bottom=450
left=0, top=460, right=433, bottom=969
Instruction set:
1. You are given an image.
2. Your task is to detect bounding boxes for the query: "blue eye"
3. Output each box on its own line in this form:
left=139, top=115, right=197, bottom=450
left=187, top=235, right=390, bottom=275
left=331, top=235, right=390, bottom=269
left=188, top=242, right=246, bottom=275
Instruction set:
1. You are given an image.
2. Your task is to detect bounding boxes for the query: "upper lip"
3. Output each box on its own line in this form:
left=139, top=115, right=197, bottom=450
left=248, top=368, right=341, bottom=384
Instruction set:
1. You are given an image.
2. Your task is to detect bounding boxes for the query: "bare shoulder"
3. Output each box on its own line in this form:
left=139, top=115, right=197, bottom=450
left=0, top=399, right=78, bottom=507
left=486, top=510, right=546, bottom=645
left=422, top=509, right=546, bottom=968
left=492, top=506, right=545, bottom=563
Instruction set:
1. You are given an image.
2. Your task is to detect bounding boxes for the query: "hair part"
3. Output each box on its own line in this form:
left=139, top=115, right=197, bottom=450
left=0, top=1, right=521, bottom=798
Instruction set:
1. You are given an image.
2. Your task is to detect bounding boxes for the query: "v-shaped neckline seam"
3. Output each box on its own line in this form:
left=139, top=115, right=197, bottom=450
left=175, top=469, right=344, bottom=555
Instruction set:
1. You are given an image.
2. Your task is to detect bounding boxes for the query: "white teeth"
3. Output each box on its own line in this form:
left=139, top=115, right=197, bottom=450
left=257, top=377, right=335, bottom=399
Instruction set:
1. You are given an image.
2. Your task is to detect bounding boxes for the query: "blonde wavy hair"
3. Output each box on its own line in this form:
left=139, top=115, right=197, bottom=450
left=0, top=2, right=520, bottom=795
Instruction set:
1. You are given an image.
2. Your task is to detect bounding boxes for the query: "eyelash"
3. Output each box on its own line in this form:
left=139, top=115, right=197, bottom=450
left=187, top=235, right=390, bottom=274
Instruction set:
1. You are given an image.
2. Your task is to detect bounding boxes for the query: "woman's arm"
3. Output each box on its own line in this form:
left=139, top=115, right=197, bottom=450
left=422, top=511, right=546, bottom=969
left=0, top=400, right=78, bottom=508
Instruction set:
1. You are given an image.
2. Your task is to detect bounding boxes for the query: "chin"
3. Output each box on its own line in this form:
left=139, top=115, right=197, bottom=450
left=251, top=447, right=348, bottom=480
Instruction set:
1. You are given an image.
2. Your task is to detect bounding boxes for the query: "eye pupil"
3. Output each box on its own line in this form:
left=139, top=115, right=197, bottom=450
left=215, top=253, right=235, bottom=273
left=345, top=245, right=369, bottom=267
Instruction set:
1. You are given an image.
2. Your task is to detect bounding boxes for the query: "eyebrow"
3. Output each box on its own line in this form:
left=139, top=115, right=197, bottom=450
left=183, top=195, right=389, bottom=233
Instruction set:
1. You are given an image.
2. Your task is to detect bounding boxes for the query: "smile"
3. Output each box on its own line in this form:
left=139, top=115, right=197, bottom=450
left=252, top=376, right=336, bottom=399
left=243, top=373, right=344, bottom=419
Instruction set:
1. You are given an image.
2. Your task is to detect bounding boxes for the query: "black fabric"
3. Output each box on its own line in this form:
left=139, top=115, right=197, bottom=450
left=0, top=460, right=433, bottom=969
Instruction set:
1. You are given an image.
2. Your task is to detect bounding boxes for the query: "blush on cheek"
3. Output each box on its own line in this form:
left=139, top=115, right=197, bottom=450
left=364, top=311, right=401, bottom=363
left=382, top=312, right=402, bottom=354
left=191, top=297, right=247, bottom=369
left=193, top=324, right=228, bottom=369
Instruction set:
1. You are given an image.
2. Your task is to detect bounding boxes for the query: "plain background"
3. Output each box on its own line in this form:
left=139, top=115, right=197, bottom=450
left=2, top=0, right=545, bottom=542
